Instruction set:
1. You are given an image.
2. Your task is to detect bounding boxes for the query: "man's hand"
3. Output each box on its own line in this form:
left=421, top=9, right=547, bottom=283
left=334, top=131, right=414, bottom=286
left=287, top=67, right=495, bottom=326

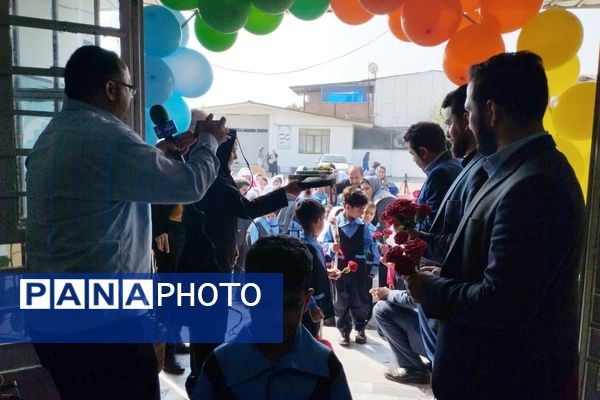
left=331, top=243, right=341, bottom=253
left=155, top=132, right=197, bottom=159
left=195, top=113, right=228, bottom=144
left=405, top=272, right=430, bottom=303
left=327, top=268, right=342, bottom=280
left=309, top=306, right=325, bottom=323
left=154, top=233, right=170, bottom=253
left=420, top=266, right=441, bottom=276
left=283, top=180, right=303, bottom=196
left=370, top=287, right=390, bottom=301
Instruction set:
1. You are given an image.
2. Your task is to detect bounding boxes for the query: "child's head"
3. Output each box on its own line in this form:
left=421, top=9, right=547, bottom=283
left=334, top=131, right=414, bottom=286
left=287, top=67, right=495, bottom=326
left=295, top=199, right=326, bottom=237
left=272, top=176, right=283, bottom=189
left=246, top=236, right=313, bottom=342
left=259, top=176, right=269, bottom=190
left=342, top=187, right=369, bottom=220
left=315, top=186, right=325, bottom=195
left=363, top=202, right=376, bottom=225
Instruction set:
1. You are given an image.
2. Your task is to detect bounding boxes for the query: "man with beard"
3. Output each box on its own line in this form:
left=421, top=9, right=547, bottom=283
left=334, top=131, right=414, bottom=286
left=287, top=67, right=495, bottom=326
left=406, top=52, right=584, bottom=399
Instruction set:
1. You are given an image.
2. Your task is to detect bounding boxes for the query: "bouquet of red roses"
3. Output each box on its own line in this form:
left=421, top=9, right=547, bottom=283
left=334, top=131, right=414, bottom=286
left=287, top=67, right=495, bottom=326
left=380, top=199, right=432, bottom=276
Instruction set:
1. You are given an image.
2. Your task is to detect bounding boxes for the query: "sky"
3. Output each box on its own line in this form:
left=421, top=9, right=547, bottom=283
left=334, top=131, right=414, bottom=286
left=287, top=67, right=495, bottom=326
left=182, top=8, right=600, bottom=109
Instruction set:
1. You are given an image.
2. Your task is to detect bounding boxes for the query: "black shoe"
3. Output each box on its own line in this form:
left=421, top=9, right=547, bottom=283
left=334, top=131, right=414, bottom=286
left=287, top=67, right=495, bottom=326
left=339, top=332, right=351, bottom=346
left=384, top=368, right=430, bottom=385
left=175, top=343, right=190, bottom=354
left=355, top=330, right=367, bottom=344
left=163, top=359, right=185, bottom=375
left=323, top=317, right=336, bottom=327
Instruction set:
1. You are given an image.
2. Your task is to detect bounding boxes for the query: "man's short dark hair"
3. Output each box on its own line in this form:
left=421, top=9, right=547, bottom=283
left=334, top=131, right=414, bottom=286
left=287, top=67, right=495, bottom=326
left=295, top=199, right=325, bottom=232
left=245, top=235, right=312, bottom=292
left=64, top=45, right=126, bottom=101
left=469, top=51, right=548, bottom=126
left=403, top=122, right=447, bottom=153
left=234, top=178, right=250, bottom=190
left=442, top=85, right=467, bottom=117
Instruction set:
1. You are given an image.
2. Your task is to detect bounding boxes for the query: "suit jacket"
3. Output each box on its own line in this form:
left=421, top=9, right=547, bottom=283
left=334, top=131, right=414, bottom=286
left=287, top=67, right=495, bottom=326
left=421, top=153, right=486, bottom=265
left=178, top=174, right=288, bottom=273
left=420, top=135, right=584, bottom=399
left=416, top=152, right=462, bottom=232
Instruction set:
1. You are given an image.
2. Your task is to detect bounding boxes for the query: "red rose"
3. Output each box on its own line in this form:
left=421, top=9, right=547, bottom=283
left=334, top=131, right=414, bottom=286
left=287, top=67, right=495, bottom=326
left=373, top=231, right=383, bottom=240
left=347, top=260, right=358, bottom=272
left=383, top=228, right=393, bottom=237
left=394, top=230, right=409, bottom=245
left=383, top=246, right=417, bottom=276
left=417, top=204, right=433, bottom=216
left=412, top=190, right=421, bottom=199
left=403, top=238, right=428, bottom=259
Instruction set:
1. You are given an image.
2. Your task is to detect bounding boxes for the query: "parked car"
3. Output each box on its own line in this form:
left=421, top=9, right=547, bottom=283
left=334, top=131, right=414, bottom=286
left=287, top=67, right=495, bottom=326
left=317, top=154, right=349, bottom=171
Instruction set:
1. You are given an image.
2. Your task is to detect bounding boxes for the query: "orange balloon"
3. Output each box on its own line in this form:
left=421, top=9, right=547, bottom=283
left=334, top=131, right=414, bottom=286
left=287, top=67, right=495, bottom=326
left=388, top=6, right=410, bottom=42
left=359, top=0, right=406, bottom=15
left=458, top=9, right=481, bottom=30
left=480, top=0, right=542, bottom=33
left=461, top=0, right=480, bottom=13
left=443, top=56, right=469, bottom=85
left=401, top=0, right=463, bottom=47
left=331, top=0, right=373, bottom=25
left=445, top=24, right=505, bottom=67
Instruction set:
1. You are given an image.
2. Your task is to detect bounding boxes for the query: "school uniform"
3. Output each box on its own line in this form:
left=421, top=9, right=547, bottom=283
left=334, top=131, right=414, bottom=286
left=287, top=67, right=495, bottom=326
left=323, top=214, right=379, bottom=335
left=302, top=235, right=334, bottom=336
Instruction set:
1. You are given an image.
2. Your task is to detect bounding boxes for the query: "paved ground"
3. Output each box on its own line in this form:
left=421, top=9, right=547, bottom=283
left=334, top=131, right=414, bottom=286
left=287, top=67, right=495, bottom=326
left=159, top=326, right=434, bottom=400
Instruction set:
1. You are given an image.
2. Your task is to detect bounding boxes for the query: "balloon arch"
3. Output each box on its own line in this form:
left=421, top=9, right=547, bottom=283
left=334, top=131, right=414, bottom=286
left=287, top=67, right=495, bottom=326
left=143, top=0, right=596, bottom=197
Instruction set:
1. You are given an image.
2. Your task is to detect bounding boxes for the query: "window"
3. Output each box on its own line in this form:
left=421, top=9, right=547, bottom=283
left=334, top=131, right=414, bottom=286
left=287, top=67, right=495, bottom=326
left=0, top=1, right=142, bottom=266
left=299, top=129, right=330, bottom=154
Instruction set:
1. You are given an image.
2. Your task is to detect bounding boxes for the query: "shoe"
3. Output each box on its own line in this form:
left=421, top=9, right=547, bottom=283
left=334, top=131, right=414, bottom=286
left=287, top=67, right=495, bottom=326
left=175, top=343, right=190, bottom=354
left=355, top=330, right=367, bottom=344
left=163, top=359, right=185, bottom=375
left=339, top=332, right=351, bottom=346
left=384, top=368, right=430, bottom=385
left=323, top=317, right=336, bottom=327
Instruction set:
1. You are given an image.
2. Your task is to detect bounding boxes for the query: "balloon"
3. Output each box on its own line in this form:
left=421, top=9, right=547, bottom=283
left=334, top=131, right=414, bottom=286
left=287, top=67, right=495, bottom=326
left=546, top=56, right=580, bottom=97
left=359, top=0, right=406, bottom=15
left=461, top=0, right=479, bottom=13
left=443, top=24, right=505, bottom=85
left=198, top=0, right=251, bottom=33
left=194, top=15, right=238, bottom=52
left=457, top=8, right=481, bottom=30
left=553, top=136, right=589, bottom=197
left=552, top=82, right=597, bottom=141
left=388, top=6, right=410, bottom=42
left=160, top=0, right=198, bottom=10
left=401, top=0, right=462, bottom=47
left=252, top=0, right=293, bottom=14
left=244, top=5, right=284, bottom=35
left=480, top=0, right=542, bottom=33
left=163, top=47, right=213, bottom=98
left=168, top=9, right=191, bottom=46
left=164, top=94, right=192, bottom=134
left=330, top=0, right=373, bottom=25
left=543, top=107, right=555, bottom=134
left=517, top=8, right=583, bottom=70
left=144, top=55, right=174, bottom=106
left=289, top=0, right=329, bottom=21
left=143, top=5, right=182, bottom=57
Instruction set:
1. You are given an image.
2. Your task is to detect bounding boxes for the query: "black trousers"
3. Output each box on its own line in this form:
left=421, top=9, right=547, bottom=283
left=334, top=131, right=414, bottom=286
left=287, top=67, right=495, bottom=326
left=332, top=275, right=373, bottom=333
left=32, top=318, right=160, bottom=400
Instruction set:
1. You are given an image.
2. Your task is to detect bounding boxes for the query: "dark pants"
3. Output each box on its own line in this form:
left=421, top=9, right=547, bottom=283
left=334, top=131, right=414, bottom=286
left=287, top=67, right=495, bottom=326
left=32, top=319, right=160, bottom=400
left=332, top=275, right=373, bottom=333
left=373, top=300, right=429, bottom=370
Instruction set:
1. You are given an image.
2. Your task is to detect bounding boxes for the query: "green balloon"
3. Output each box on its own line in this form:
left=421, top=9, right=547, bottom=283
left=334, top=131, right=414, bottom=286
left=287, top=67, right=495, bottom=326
left=289, top=0, right=329, bottom=20
left=251, top=0, right=294, bottom=14
left=245, top=5, right=283, bottom=35
left=198, top=0, right=250, bottom=34
left=194, top=15, right=238, bottom=51
left=160, top=0, right=198, bottom=11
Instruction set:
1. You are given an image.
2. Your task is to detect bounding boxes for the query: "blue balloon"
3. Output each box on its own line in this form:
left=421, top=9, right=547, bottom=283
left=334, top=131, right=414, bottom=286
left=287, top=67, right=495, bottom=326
left=144, top=55, right=174, bottom=107
left=163, top=47, right=213, bottom=98
left=168, top=9, right=191, bottom=47
left=144, top=5, right=181, bottom=57
left=144, top=95, right=191, bottom=145
left=164, top=94, right=192, bottom=134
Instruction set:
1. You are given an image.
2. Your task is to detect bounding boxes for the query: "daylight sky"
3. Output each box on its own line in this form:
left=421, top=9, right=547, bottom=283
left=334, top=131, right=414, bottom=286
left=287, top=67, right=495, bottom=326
left=183, top=8, right=600, bottom=109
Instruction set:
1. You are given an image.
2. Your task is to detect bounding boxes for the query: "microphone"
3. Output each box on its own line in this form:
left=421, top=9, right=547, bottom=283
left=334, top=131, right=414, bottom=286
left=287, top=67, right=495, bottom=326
left=149, top=104, right=184, bottom=162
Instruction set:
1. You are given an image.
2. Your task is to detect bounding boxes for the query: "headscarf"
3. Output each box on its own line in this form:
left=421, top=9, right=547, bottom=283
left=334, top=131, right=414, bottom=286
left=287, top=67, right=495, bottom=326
left=362, top=176, right=395, bottom=205
left=216, top=135, right=236, bottom=177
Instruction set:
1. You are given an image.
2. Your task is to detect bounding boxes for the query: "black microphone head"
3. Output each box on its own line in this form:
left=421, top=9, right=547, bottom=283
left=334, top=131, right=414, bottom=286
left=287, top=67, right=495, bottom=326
left=149, top=104, right=169, bottom=125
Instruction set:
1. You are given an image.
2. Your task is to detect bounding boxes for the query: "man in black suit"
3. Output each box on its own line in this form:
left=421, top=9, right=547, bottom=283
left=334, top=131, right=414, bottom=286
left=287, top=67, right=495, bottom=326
left=407, top=52, right=585, bottom=399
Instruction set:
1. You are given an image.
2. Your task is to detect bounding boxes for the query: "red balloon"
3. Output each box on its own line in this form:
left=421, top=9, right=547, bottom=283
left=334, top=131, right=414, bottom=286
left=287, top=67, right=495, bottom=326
left=443, top=23, right=505, bottom=85
left=331, top=0, right=374, bottom=25
left=480, top=0, right=542, bottom=33
left=401, top=0, right=463, bottom=46
left=388, top=6, right=410, bottom=42
left=359, top=0, right=406, bottom=15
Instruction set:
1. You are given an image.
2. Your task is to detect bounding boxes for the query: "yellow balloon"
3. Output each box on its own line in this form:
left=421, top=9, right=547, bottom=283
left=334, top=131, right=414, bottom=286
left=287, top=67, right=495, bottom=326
left=553, top=136, right=588, bottom=198
left=543, top=107, right=555, bottom=134
left=552, top=82, right=597, bottom=141
left=546, top=56, right=580, bottom=97
left=517, top=8, right=583, bottom=70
